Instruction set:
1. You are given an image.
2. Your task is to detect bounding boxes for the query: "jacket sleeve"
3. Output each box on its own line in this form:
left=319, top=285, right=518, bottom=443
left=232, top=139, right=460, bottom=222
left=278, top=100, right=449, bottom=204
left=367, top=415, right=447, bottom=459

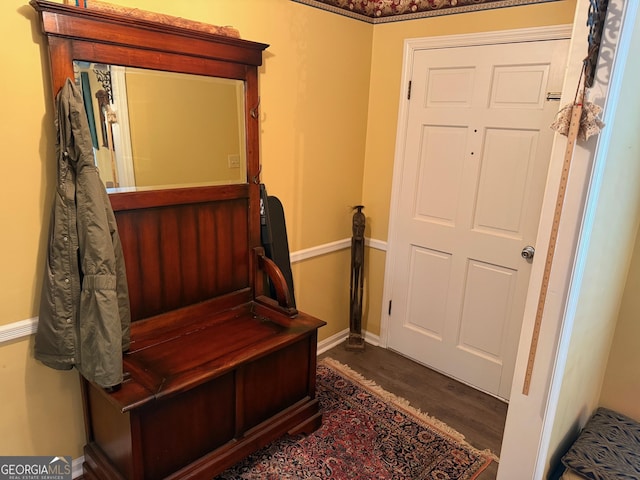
left=35, top=78, right=131, bottom=389
left=68, top=78, right=131, bottom=388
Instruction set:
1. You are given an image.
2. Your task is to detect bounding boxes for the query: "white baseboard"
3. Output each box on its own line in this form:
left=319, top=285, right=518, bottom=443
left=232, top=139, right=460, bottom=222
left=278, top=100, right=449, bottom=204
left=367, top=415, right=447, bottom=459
left=317, top=329, right=349, bottom=354
left=317, top=328, right=380, bottom=354
left=72, top=456, right=84, bottom=479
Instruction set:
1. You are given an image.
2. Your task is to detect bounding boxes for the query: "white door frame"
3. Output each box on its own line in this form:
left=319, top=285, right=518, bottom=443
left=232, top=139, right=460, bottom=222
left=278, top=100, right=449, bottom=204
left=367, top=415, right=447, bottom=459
left=381, top=24, right=573, bottom=350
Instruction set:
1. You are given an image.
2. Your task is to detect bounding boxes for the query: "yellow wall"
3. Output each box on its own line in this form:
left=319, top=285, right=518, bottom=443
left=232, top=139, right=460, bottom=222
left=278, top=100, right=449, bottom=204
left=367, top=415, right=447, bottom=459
left=598, top=9, right=640, bottom=421
left=0, top=0, right=86, bottom=455
left=545, top=5, right=640, bottom=474
left=600, top=228, right=640, bottom=419
left=0, top=0, right=578, bottom=461
left=0, top=339, right=85, bottom=456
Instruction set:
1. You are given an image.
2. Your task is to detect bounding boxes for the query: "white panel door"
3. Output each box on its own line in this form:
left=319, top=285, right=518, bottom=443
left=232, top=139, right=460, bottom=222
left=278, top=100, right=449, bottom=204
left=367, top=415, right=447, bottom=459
left=387, top=39, right=569, bottom=400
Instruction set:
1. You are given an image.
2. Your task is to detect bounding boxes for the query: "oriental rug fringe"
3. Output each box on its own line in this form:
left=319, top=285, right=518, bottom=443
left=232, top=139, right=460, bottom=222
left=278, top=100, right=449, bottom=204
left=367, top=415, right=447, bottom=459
left=216, top=358, right=497, bottom=480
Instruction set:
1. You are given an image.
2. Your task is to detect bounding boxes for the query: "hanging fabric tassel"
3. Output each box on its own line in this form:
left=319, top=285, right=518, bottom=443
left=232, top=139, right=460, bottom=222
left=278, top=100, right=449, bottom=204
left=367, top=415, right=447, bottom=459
left=550, top=63, right=605, bottom=141
left=551, top=101, right=605, bottom=141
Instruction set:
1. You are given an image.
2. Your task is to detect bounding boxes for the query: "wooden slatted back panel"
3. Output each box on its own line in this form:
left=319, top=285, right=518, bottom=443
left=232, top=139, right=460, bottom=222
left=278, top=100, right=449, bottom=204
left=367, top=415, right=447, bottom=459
left=110, top=185, right=251, bottom=322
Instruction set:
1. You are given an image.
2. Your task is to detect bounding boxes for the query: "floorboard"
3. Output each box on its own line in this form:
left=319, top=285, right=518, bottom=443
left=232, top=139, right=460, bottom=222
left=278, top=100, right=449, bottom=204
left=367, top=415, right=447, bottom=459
left=320, top=342, right=508, bottom=480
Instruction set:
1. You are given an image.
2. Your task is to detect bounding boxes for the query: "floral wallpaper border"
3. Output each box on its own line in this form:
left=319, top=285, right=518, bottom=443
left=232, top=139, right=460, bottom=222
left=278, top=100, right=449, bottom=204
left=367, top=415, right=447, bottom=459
left=291, top=0, right=560, bottom=24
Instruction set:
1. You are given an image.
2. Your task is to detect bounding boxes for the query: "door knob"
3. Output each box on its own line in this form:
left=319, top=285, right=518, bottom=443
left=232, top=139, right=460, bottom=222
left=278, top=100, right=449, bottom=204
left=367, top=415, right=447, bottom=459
left=521, top=245, right=535, bottom=260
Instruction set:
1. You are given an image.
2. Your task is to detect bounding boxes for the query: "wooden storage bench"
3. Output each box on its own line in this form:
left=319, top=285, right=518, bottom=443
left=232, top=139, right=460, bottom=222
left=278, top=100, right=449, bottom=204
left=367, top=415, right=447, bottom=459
left=85, top=298, right=324, bottom=479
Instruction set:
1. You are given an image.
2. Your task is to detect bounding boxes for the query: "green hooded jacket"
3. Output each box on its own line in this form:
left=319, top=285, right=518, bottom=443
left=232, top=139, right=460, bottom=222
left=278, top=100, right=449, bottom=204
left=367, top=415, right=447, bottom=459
left=35, top=78, right=131, bottom=388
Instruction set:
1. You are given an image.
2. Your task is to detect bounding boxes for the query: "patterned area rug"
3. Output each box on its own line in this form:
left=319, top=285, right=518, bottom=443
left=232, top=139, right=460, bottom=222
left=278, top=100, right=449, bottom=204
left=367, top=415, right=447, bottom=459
left=216, top=358, right=496, bottom=479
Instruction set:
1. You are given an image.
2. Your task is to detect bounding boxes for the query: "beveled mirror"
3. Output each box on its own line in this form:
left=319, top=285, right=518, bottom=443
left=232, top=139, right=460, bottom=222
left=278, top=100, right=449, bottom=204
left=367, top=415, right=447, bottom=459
left=75, top=62, right=247, bottom=191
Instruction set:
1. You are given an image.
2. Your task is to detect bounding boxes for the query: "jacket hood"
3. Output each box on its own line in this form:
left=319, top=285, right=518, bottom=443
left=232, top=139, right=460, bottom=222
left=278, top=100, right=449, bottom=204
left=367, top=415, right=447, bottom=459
left=57, top=78, right=97, bottom=172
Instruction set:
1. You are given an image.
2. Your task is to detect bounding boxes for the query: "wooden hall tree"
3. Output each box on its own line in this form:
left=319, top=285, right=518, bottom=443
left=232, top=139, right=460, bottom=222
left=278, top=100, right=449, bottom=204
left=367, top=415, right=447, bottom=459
left=31, top=1, right=325, bottom=478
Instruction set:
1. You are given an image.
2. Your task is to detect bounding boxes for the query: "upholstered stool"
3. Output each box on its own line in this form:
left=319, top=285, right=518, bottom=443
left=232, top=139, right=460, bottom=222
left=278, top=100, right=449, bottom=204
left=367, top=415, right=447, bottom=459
left=561, top=407, right=640, bottom=479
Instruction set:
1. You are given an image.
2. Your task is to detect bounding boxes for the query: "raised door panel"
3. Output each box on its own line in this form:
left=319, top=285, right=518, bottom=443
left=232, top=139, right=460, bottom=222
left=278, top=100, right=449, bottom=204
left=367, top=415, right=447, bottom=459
left=415, top=126, right=468, bottom=225
left=405, top=247, right=451, bottom=339
left=458, top=260, right=517, bottom=362
left=474, top=128, right=539, bottom=237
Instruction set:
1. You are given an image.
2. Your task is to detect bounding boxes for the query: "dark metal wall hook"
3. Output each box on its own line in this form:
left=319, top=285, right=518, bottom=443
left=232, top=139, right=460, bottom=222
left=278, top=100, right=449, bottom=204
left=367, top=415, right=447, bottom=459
left=252, top=164, right=262, bottom=184
left=250, top=97, right=261, bottom=119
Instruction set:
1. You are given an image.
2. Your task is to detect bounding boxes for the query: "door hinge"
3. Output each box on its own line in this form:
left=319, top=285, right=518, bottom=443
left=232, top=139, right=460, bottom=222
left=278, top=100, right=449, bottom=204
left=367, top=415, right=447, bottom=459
left=388, top=300, right=392, bottom=315
left=407, top=81, right=412, bottom=100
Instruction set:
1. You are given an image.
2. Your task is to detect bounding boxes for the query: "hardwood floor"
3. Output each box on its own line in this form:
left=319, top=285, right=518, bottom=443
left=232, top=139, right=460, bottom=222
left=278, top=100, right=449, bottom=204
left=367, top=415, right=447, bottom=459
left=320, top=342, right=508, bottom=480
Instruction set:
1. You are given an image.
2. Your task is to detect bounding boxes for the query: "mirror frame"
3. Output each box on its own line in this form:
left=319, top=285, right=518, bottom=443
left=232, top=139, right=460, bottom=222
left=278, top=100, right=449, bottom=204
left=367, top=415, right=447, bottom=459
left=31, top=0, right=268, bottom=249
left=31, top=0, right=267, bottom=185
